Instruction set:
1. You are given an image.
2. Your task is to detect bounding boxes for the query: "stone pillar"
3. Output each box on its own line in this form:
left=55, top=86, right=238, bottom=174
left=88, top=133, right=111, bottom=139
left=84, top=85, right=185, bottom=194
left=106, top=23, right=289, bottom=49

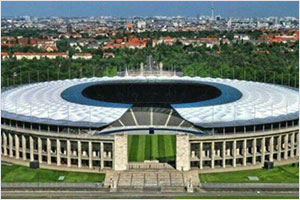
left=88, top=141, right=93, bottom=169
left=47, top=138, right=51, bottom=164
left=30, top=136, right=34, bottom=161
left=56, top=139, right=61, bottom=166
left=100, top=142, right=104, bottom=169
left=67, top=140, right=71, bottom=167
left=277, top=136, right=281, bottom=161
left=290, top=133, right=295, bottom=158
left=211, top=141, right=215, bottom=169
left=78, top=141, right=82, bottom=168
left=269, top=136, right=274, bottom=162
left=114, top=134, right=128, bottom=171
left=22, top=135, right=26, bottom=160
left=284, top=134, right=288, bottom=160
left=176, top=134, right=190, bottom=171
left=199, top=142, right=203, bottom=170
left=243, top=139, right=247, bottom=166
left=38, top=137, right=42, bottom=163
left=15, top=135, right=20, bottom=159
left=222, top=141, right=226, bottom=168
left=252, top=138, right=256, bottom=165
left=296, top=133, right=299, bottom=157
left=233, top=140, right=237, bottom=167
left=9, top=134, right=13, bottom=157
left=261, top=137, right=266, bottom=164
left=3, top=133, right=7, bottom=156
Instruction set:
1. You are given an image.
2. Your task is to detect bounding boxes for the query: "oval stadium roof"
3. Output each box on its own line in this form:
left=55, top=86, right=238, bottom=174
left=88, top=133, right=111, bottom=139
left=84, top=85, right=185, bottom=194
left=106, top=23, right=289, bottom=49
left=1, top=76, right=299, bottom=128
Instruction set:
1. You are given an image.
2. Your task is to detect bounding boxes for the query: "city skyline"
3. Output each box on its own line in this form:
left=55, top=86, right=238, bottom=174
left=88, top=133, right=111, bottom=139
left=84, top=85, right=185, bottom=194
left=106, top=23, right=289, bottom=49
left=2, top=1, right=299, bottom=18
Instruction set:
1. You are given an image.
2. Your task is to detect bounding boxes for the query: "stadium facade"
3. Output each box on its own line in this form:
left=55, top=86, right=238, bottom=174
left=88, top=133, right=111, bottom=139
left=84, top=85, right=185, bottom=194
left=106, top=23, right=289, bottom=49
left=1, top=73, right=299, bottom=172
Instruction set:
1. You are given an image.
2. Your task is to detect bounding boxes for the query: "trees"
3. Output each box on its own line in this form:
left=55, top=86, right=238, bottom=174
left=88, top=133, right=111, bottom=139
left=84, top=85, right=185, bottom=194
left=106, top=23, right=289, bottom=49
left=1, top=39, right=298, bottom=88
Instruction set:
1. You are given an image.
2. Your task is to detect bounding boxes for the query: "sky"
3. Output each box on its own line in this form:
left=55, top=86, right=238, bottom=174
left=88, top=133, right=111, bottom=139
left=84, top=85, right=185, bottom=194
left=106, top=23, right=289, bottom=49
left=2, top=1, right=299, bottom=18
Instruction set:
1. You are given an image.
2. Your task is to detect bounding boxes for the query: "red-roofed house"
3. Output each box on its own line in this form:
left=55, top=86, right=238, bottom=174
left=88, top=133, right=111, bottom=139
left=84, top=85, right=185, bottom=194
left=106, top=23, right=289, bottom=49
left=72, top=53, right=92, bottom=60
left=103, top=52, right=115, bottom=58
left=1, top=52, right=9, bottom=60
left=13, top=52, right=68, bottom=60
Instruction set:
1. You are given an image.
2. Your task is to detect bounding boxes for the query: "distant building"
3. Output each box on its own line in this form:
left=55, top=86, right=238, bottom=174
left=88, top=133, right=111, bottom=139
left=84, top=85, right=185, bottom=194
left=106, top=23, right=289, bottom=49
left=72, top=53, right=92, bottom=60
left=1, top=52, right=9, bottom=60
left=103, top=52, right=115, bottom=58
left=13, top=52, right=68, bottom=60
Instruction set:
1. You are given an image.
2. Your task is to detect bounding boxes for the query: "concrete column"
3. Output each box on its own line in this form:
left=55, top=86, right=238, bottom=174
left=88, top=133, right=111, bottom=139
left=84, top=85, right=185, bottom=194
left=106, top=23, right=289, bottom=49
left=56, top=139, right=61, bottom=166
left=290, top=133, right=295, bottom=158
left=114, top=134, right=128, bottom=171
left=22, top=135, right=26, bottom=160
left=67, top=140, right=71, bottom=167
left=243, top=139, right=247, bottom=166
left=199, top=142, right=203, bottom=170
left=233, top=140, right=237, bottom=167
left=88, top=141, right=93, bottom=169
left=277, top=136, right=281, bottom=161
left=176, top=134, right=190, bottom=171
left=77, top=141, right=82, bottom=168
left=3, top=133, right=7, bottom=156
left=47, top=138, right=51, bottom=165
left=284, top=134, right=288, bottom=160
left=222, top=141, right=226, bottom=168
left=15, top=135, right=20, bottom=159
left=211, top=141, right=215, bottom=169
left=38, top=137, right=42, bottom=163
left=296, top=133, right=299, bottom=157
left=269, top=136, right=274, bottom=162
left=9, top=134, right=13, bottom=157
left=261, top=137, right=266, bottom=164
left=30, top=136, right=34, bottom=161
left=252, top=138, right=256, bottom=165
left=100, top=142, right=104, bottom=169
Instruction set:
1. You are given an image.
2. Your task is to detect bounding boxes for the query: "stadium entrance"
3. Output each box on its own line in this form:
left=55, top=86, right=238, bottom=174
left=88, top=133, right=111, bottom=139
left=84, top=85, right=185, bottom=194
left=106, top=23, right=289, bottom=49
left=127, top=135, right=176, bottom=168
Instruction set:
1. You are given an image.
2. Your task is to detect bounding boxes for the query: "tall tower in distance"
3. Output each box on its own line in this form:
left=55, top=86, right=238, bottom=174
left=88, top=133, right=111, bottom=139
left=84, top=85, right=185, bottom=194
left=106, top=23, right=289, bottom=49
left=211, top=1, right=215, bottom=21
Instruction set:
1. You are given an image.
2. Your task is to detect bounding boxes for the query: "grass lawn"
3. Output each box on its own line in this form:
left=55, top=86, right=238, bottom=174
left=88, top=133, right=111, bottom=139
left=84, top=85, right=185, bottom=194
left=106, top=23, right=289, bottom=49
left=170, top=196, right=299, bottom=199
left=128, top=135, right=176, bottom=162
left=1, top=164, right=105, bottom=183
left=199, top=164, right=299, bottom=183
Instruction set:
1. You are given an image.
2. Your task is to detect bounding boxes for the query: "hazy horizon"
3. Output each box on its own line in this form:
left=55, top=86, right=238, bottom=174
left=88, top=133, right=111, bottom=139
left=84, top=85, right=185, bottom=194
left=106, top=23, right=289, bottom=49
left=2, top=1, right=299, bottom=18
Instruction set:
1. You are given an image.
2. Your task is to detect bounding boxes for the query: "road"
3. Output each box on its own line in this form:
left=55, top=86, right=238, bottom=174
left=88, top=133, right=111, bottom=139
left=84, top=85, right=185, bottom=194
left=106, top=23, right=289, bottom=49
left=2, top=190, right=299, bottom=199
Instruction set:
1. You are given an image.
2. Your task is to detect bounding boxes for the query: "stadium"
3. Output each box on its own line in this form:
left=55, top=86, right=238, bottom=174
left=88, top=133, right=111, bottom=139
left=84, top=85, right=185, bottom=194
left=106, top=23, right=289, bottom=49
left=1, top=66, right=299, bottom=172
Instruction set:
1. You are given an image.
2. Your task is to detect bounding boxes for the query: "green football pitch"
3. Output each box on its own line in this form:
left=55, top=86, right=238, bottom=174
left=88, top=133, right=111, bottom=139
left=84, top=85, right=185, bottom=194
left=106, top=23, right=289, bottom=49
left=128, top=135, right=176, bottom=162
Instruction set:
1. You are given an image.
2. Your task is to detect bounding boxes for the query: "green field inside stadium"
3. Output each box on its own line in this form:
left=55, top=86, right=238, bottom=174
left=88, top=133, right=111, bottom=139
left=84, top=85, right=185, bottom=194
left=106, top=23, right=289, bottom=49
left=128, top=135, right=176, bottom=162
left=1, top=164, right=105, bottom=183
left=199, top=164, right=299, bottom=183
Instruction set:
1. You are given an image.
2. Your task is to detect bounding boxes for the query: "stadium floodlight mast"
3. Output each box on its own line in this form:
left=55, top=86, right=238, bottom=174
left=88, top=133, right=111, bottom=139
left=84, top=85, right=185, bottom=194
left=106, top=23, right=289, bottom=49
left=37, top=71, right=40, bottom=82
left=28, top=71, right=30, bottom=84
left=19, top=65, right=22, bottom=85
left=273, top=71, right=275, bottom=84
left=7, top=76, right=9, bottom=87
left=68, top=65, right=71, bottom=79
left=220, top=65, right=223, bottom=78
left=57, top=64, right=61, bottom=80
left=13, top=72, right=17, bottom=86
